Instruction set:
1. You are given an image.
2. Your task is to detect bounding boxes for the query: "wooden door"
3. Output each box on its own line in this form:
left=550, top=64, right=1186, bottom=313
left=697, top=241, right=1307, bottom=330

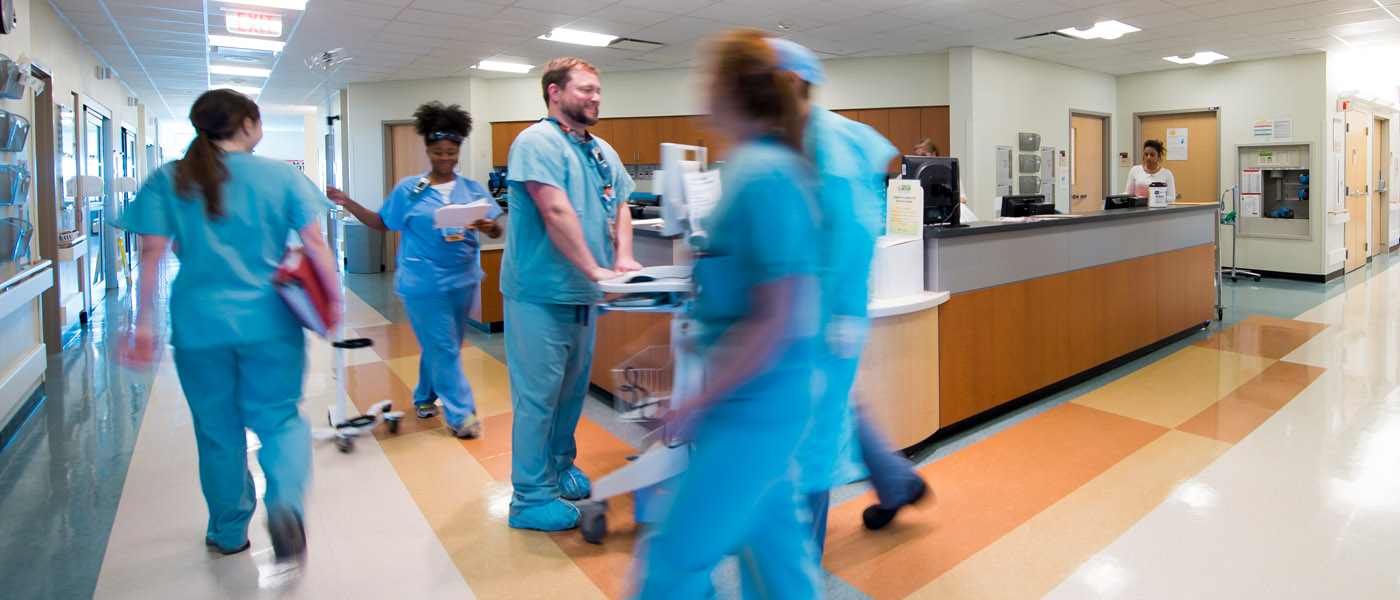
left=1139, top=111, right=1218, bottom=204
left=635, top=117, right=662, bottom=164
left=1373, top=117, right=1388, bottom=257
left=589, top=118, right=613, bottom=148
left=385, top=123, right=431, bottom=270
left=1344, top=110, right=1368, bottom=272
left=1070, top=113, right=1105, bottom=213
left=491, top=121, right=531, bottom=167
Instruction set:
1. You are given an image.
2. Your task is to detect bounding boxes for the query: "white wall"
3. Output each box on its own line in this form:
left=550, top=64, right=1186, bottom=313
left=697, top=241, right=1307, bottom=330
left=955, top=47, right=1118, bottom=218
left=343, top=77, right=474, bottom=210
left=1118, top=53, right=1328, bottom=276
left=253, top=130, right=307, bottom=162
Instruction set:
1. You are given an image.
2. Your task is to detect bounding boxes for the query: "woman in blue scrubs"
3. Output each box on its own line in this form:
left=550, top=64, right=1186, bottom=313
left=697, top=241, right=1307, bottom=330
left=636, top=29, right=824, bottom=599
left=118, top=89, right=338, bottom=562
left=329, top=102, right=502, bottom=438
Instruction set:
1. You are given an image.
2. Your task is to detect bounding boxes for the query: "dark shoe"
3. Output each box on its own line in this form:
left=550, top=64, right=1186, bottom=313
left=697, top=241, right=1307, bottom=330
left=268, top=512, right=306, bottom=562
left=415, top=403, right=440, bottom=419
left=205, top=536, right=250, bottom=555
left=862, top=477, right=930, bottom=531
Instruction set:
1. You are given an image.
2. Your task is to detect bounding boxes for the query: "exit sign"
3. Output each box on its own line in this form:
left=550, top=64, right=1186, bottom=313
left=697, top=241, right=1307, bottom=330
left=226, top=10, right=282, bottom=37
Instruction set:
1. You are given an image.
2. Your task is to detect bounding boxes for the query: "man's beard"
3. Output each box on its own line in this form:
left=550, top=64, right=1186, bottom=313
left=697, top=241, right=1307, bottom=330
left=564, top=101, right=598, bottom=127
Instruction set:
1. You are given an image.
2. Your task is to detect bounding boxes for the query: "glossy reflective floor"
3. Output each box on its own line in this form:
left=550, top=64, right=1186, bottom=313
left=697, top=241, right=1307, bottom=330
left=2, top=254, right=1398, bottom=599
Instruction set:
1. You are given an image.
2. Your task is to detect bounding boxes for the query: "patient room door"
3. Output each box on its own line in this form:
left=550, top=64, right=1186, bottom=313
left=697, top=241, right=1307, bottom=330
left=1070, top=113, right=1105, bottom=214
left=1343, top=110, right=1369, bottom=272
left=1138, top=111, right=1218, bottom=204
left=383, top=122, right=431, bottom=272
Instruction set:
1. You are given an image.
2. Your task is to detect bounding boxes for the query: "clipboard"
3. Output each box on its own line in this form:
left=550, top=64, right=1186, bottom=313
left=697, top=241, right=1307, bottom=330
left=433, top=202, right=492, bottom=228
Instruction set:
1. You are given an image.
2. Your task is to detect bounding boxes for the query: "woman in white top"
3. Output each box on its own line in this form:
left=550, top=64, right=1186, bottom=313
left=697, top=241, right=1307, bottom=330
left=1123, top=139, right=1176, bottom=202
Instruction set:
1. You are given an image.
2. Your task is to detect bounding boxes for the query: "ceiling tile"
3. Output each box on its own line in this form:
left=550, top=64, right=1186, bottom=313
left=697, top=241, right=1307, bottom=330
left=490, top=6, right=576, bottom=28
left=381, top=19, right=466, bottom=40
left=932, top=10, right=1015, bottom=31
left=886, top=1, right=971, bottom=22
left=512, top=0, right=610, bottom=16
left=589, top=5, right=678, bottom=27
left=1090, top=0, right=1170, bottom=20
left=843, top=12, right=918, bottom=33
left=1186, top=0, right=1288, bottom=19
left=830, top=0, right=925, bottom=11
left=686, top=3, right=777, bottom=26
left=654, top=16, right=733, bottom=35
left=312, top=0, right=406, bottom=19
left=405, top=0, right=502, bottom=18
left=986, top=0, right=1077, bottom=20
left=799, top=1, right=875, bottom=23
left=393, top=8, right=480, bottom=28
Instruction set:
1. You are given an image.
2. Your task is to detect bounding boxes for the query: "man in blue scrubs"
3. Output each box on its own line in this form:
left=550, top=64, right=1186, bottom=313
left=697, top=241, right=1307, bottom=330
left=766, top=38, right=930, bottom=545
left=501, top=57, right=639, bottom=531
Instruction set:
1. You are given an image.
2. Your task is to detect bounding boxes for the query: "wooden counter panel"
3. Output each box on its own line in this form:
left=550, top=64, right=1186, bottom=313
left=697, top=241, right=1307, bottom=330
left=854, top=307, right=940, bottom=450
left=589, top=310, right=672, bottom=397
left=938, top=273, right=1071, bottom=426
left=1067, top=253, right=1160, bottom=374
left=1156, top=244, right=1215, bottom=338
left=478, top=249, right=503, bottom=324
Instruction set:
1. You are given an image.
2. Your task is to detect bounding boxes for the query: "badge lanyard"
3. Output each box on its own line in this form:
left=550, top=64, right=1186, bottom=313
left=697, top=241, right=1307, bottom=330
left=543, top=117, right=618, bottom=242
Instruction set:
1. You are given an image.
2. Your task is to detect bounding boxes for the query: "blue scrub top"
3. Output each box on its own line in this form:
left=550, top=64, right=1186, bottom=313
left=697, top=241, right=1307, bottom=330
left=378, top=173, right=503, bottom=297
left=691, top=135, right=821, bottom=399
left=500, top=119, right=635, bottom=305
left=805, top=107, right=898, bottom=321
left=113, top=152, right=329, bottom=350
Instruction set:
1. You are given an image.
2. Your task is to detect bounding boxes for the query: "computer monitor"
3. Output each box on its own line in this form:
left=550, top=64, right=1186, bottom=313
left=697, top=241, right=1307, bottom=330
left=1001, top=194, right=1048, bottom=218
left=901, top=155, right=960, bottom=227
left=658, top=143, right=710, bottom=239
left=1104, top=194, right=1146, bottom=210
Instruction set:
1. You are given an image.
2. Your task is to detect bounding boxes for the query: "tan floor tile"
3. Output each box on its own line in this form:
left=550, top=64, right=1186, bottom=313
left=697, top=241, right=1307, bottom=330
left=1072, top=346, right=1274, bottom=428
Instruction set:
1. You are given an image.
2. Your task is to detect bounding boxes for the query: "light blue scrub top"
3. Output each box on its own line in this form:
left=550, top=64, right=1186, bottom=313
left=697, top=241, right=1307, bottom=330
left=806, top=107, right=898, bottom=321
left=113, top=152, right=329, bottom=350
left=691, top=135, right=821, bottom=404
left=378, top=173, right=503, bottom=297
left=501, top=119, right=635, bottom=305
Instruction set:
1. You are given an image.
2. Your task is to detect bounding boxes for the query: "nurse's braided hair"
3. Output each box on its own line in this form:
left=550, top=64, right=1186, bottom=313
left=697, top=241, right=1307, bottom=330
left=703, top=28, right=805, bottom=152
left=175, top=89, right=260, bottom=220
left=413, top=101, right=472, bottom=145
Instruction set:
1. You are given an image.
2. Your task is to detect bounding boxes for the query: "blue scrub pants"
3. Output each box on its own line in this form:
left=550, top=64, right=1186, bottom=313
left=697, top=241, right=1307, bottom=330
left=172, top=336, right=310, bottom=550
left=504, top=298, right=595, bottom=511
left=401, top=285, right=478, bottom=427
left=639, top=375, right=822, bottom=600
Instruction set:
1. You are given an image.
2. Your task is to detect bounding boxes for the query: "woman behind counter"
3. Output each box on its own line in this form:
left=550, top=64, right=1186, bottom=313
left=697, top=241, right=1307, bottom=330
left=328, top=101, right=502, bottom=439
left=1124, top=139, right=1177, bottom=202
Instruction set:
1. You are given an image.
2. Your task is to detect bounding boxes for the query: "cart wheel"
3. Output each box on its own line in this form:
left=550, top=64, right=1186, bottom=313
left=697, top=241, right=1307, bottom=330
left=1230, top=276, right=1238, bottom=283
left=1253, top=276, right=1261, bottom=282
left=387, top=419, right=400, bottom=434
left=335, top=437, right=354, bottom=453
left=578, top=500, right=607, bottom=544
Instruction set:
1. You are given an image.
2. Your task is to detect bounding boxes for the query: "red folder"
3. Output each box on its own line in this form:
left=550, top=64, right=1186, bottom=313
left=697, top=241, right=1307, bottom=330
left=272, top=247, right=334, bottom=338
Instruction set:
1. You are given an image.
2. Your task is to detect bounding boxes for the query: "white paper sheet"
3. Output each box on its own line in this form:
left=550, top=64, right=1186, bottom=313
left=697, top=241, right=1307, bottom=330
left=1167, top=128, right=1188, bottom=161
left=681, top=170, right=721, bottom=238
left=1241, top=193, right=1262, bottom=218
left=433, top=201, right=492, bottom=228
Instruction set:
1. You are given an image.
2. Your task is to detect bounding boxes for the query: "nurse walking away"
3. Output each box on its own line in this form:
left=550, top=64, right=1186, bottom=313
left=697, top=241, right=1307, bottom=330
left=636, top=28, right=824, bottom=599
left=117, top=89, right=339, bottom=562
left=328, top=102, right=502, bottom=438
left=764, top=37, right=931, bottom=557
left=501, top=57, right=639, bottom=531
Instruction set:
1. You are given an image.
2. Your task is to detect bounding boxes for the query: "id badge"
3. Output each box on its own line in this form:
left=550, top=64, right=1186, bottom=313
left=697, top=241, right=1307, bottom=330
left=442, top=227, right=466, bottom=242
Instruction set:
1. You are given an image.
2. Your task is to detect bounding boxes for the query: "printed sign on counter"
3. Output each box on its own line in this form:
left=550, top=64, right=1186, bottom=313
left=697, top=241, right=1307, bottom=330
left=886, top=179, right=923, bottom=237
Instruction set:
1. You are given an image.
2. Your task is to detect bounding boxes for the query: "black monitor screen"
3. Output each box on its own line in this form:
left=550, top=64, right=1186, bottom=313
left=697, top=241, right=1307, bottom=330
left=1104, top=194, right=1146, bottom=210
left=901, top=156, right=959, bottom=227
left=1001, top=194, right=1046, bottom=218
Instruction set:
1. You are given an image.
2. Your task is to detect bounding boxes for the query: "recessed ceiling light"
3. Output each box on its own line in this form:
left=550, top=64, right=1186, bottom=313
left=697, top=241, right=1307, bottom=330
left=538, top=27, right=618, bottom=47
left=1058, top=20, right=1140, bottom=40
left=1164, top=51, right=1229, bottom=65
left=208, top=34, right=285, bottom=53
left=214, top=0, right=306, bottom=10
left=472, top=60, right=534, bottom=73
left=210, top=64, right=271, bottom=77
left=777, top=22, right=795, bottom=31
left=209, top=84, right=263, bottom=96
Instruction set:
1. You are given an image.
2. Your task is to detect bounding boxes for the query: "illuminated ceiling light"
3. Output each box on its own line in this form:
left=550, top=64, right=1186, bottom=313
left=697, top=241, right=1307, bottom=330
left=210, top=84, right=264, bottom=96
left=538, top=27, right=618, bottom=47
left=215, top=0, right=307, bottom=10
left=1058, top=20, right=1141, bottom=40
left=208, top=34, right=286, bottom=53
left=210, top=64, right=271, bottom=77
left=1164, top=51, right=1229, bottom=66
left=472, top=60, right=534, bottom=73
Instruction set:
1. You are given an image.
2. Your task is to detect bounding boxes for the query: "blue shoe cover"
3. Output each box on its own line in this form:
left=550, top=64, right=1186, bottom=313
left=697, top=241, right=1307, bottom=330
left=508, top=499, right=580, bottom=531
left=559, top=465, right=592, bottom=501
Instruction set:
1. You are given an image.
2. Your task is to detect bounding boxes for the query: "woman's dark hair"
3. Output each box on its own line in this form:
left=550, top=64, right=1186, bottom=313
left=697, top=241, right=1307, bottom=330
left=175, top=89, right=260, bottom=220
left=413, top=101, right=472, bottom=145
left=1144, top=139, right=1166, bottom=158
left=703, top=28, right=805, bottom=152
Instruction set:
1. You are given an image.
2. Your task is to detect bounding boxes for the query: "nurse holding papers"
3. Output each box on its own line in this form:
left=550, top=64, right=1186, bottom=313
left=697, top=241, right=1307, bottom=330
left=328, top=101, right=501, bottom=439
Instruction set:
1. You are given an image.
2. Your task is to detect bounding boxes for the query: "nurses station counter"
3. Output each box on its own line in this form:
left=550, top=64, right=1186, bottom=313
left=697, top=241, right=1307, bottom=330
left=589, top=203, right=1217, bottom=450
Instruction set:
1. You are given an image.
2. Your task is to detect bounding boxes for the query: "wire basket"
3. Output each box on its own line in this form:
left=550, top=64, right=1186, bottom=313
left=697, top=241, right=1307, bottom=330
left=610, top=345, right=673, bottom=421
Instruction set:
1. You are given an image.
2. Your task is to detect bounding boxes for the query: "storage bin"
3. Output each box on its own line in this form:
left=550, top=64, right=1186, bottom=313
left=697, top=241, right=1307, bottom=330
left=0, top=164, right=30, bottom=206
left=0, top=54, right=22, bottom=100
left=0, top=110, right=29, bottom=152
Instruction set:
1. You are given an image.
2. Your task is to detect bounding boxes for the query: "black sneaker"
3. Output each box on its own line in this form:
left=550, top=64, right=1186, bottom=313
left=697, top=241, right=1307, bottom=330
left=205, top=536, right=250, bottom=555
left=862, top=477, right=930, bottom=531
left=268, top=512, right=306, bottom=563
left=415, top=403, right=440, bottom=418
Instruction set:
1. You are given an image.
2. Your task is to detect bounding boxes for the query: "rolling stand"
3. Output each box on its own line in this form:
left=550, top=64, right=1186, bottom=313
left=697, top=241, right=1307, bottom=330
left=1219, top=185, right=1261, bottom=284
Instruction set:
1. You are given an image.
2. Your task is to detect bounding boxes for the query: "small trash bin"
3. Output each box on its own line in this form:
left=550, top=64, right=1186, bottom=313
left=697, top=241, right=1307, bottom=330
left=342, top=218, right=382, bottom=273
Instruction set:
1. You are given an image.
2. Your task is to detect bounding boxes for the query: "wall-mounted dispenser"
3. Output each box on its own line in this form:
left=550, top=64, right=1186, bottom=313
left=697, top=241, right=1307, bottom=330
left=1018, top=154, right=1041, bottom=173
left=0, top=164, right=30, bottom=206
left=0, top=53, right=23, bottom=99
left=0, top=109, right=28, bottom=152
left=1018, top=175, right=1043, bottom=195
left=1018, top=132, right=1041, bottom=152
